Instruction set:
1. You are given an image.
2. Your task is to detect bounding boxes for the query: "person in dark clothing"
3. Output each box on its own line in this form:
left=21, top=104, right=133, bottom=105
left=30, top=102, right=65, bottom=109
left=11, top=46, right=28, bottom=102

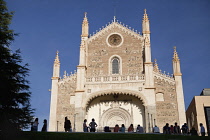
left=174, top=122, right=181, bottom=134
left=41, top=119, right=47, bottom=132
left=190, top=127, right=198, bottom=136
left=181, top=123, right=188, bottom=135
left=200, top=123, right=205, bottom=136
left=163, top=123, right=170, bottom=134
left=89, top=118, right=97, bottom=132
left=64, top=117, right=72, bottom=132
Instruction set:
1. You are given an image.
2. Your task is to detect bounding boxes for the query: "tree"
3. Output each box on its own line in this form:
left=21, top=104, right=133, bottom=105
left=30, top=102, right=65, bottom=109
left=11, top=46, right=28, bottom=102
left=0, top=0, right=34, bottom=132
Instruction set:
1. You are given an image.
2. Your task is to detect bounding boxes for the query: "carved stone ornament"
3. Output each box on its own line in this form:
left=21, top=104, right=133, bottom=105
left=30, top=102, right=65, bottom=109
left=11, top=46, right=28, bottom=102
left=110, top=101, right=121, bottom=108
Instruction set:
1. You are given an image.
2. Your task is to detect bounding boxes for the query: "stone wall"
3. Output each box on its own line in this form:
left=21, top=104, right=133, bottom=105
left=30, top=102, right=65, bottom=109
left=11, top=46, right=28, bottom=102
left=154, top=76, right=179, bottom=130
left=56, top=76, right=76, bottom=131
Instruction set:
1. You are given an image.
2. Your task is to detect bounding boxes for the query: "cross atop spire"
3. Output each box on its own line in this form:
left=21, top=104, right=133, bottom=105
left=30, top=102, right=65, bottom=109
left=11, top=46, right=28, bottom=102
left=173, top=46, right=180, bottom=62
left=113, top=16, right=116, bottom=22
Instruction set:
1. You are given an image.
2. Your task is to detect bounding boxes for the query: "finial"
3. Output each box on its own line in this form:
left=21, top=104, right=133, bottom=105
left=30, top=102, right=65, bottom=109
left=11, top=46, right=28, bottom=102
left=144, top=9, right=147, bottom=14
left=81, top=12, right=88, bottom=37
left=153, top=59, right=159, bottom=73
left=173, top=46, right=179, bottom=61
left=174, top=46, right=176, bottom=50
left=82, top=12, right=88, bottom=25
left=143, top=9, right=149, bottom=21
left=54, top=50, right=60, bottom=65
left=154, top=59, right=157, bottom=63
left=64, top=70, right=67, bottom=78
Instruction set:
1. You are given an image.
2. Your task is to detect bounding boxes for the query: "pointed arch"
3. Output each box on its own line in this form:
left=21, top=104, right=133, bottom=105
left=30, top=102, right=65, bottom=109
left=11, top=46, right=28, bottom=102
left=82, top=89, right=148, bottom=109
left=109, top=55, right=122, bottom=75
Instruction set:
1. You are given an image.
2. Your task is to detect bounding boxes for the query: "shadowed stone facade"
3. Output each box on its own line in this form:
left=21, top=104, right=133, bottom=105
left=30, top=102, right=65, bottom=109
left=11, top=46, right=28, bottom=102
left=49, top=10, right=186, bottom=132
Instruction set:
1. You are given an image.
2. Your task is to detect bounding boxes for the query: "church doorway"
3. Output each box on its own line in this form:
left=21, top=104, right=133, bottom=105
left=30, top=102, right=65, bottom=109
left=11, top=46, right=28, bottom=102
left=85, top=93, right=145, bottom=132
left=101, top=107, right=131, bottom=127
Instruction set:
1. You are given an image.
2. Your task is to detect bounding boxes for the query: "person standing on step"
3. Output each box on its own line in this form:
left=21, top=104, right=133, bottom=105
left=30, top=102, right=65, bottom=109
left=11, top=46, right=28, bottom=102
left=200, top=123, right=205, bottom=136
left=64, top=117, right=71, bottom=132
left=83, top=119, right=88, bottom=132
left=89, top=118, right=97, bottom=132
left=41, top=119, right=47, bottom=132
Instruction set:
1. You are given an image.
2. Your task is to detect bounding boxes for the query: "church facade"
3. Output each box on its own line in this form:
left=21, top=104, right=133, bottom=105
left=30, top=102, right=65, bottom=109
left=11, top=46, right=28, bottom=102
left=49, top=10, right=186, bottom=132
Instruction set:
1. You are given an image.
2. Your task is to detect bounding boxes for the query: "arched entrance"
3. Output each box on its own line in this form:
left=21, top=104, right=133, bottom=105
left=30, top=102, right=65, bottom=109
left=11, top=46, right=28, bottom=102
left=85, top=91, right=146, bottom=132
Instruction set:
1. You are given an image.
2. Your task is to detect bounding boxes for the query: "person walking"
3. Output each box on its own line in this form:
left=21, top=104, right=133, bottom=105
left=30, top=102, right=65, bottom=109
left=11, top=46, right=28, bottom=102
left=83, top=119, right=88, bottom=132
left=153, top=125, right=160, bottom=133
left=64, top=117, right=72, bottom=132
left=200, top=123, right=205, bottom=136
left=41, top=119, right=47, bottom=132
left=33, top=118, right=39, bottom=132
left=89, top=118, right=97, bottom=132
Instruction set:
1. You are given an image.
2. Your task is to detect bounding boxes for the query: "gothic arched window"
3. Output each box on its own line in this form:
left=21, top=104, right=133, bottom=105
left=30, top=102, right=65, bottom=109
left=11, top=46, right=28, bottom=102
left=112, top=57, right=120, bottom=74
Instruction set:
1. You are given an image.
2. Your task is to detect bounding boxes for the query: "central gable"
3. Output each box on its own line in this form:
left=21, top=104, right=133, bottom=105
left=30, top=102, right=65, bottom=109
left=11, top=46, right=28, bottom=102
left=86, top=22, right=144, bottom=77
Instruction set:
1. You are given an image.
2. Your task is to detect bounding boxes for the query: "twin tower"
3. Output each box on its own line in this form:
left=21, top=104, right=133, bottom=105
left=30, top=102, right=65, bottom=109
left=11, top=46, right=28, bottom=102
left=49, top=10, right=186, bottom=132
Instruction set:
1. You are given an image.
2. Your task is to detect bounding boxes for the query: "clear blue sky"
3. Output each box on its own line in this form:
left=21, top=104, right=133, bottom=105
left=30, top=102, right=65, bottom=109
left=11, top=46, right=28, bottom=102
left=5, top=0, right=210, bottom=131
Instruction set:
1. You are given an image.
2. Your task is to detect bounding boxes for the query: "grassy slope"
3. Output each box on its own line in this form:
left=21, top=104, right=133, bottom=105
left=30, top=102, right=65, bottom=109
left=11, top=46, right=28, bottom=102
left=1, top=131, right=209, bottom=140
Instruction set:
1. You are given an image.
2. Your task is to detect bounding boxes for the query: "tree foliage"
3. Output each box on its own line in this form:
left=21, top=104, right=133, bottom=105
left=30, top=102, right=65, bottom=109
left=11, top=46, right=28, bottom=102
left=0, top=0, right=34, bottom=131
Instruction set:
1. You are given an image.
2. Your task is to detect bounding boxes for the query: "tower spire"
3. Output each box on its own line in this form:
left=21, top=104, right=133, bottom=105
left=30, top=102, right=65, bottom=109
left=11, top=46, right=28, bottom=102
left=142, top=9, right=150, bottom=34
left=143, top=9, right=149, bottom=21
left=54, top=50, right=60, bottom=65
left=172, top=46, right=182, bottom=76
left=173, top=46, right=179, bottom=62
left=81, top=12, right=89, bottom=37
left=52, top=51, right=60, bottom=78
left=172, top=46, right=186, bottom=125
left=49, top=51, right=60, bottom=131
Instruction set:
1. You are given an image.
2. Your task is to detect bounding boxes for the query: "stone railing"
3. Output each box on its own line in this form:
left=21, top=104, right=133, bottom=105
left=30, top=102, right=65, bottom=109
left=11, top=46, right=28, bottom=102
left=86, top=75, right=145, bottom=83
left=153, top=71, right=175, bottom=82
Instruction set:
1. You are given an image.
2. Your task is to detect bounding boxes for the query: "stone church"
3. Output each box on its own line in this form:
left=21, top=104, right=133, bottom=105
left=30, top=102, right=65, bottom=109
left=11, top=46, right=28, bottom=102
left=49, top=10, right=186, bottom=132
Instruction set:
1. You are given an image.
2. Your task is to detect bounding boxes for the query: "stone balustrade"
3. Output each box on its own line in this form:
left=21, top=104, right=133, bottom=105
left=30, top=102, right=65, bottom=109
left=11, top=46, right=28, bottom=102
left=86, top=75, right=145, bottom=83
left=153, top=71, right=175, bottom=83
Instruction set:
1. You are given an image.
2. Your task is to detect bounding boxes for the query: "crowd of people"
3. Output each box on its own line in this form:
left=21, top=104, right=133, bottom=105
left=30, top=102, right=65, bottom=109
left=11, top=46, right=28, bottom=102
left=162, top=122, right=206, bottom=136
left=30, top=117, right=207, bottom=136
